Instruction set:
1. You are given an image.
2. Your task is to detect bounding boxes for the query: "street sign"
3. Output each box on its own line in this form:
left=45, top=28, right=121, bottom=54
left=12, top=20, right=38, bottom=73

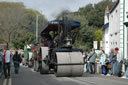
left=93, top=41, right=98, bottom=49
left=100, top=41, right=103, bottom=49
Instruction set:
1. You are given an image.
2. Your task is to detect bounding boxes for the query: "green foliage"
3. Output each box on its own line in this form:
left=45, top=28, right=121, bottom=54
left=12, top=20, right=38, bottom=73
left=95, top=29, right=103, bottom=42
left=95, top=29, right=103, bottom=50
left=12, top=32, right=36, bottom=49
left=0, top=0, right=116, bottom=50
left=24, top=8, right=47, bottom=33
left=0, top=2, right=47, bottom=49
left=78, top=0, right=114, bottom=28
left=0, top=2, right=26, bottom=43
left=58, top=0, right=116, bottom=51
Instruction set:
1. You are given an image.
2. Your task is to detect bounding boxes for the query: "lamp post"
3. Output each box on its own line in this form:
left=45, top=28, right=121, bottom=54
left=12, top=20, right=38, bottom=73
left=36, top=10, right=43, bottom=43
left=36, top=15, right=39, bottom=43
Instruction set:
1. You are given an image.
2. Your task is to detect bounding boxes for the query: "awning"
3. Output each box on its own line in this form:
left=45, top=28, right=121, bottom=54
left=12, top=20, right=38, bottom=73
left=102, top=23, right=109, bottom=30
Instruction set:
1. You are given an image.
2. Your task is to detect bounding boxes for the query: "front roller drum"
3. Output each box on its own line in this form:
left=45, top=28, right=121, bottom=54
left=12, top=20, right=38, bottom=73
left=55, top=52, right=84, bottom=77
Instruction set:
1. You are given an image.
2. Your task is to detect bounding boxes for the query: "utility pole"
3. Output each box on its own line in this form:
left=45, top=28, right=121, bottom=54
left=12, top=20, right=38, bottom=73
left=36, top=15, right=39, bottom=43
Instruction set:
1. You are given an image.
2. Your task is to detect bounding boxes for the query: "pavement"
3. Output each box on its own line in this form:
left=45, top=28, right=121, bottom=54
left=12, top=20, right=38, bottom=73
left=0, top=66, right=128, bottom=85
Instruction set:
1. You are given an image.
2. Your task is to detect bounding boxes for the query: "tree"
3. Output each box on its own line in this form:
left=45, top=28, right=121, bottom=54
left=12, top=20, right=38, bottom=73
left=95, top=29, right=102, bottom=42
left=12, top=32, right=36, bottom=49
left=24, top=9, right=47, bottom=33
left=0, top=2, right=47, bottom=49
left=0, top=2, right=27, bottom=43
left=72, top=0, right=115, bottom=51
left=55, top=0, right=116, bottom=51
left=95, top=29, right=103, bottom=49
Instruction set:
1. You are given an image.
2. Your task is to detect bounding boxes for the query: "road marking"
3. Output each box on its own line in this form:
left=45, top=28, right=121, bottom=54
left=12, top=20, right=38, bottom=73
left=56, top=77, right=86, bottom=85
left=2, top=79, right=7, bottom=85
left=8, top=78, right=12, bottom=85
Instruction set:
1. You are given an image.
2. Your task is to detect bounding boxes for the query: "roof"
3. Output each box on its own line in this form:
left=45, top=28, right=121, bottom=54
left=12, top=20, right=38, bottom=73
left=0, top=43, right=7, bottom=49
left=40, top=20, right=80, bottom=35
left=110, top=0, right=120, bottom=14
left=0, top=43, right=7, bottom=45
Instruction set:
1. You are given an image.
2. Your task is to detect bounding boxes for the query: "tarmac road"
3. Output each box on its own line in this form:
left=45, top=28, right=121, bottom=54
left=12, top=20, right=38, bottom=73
left=0, top=66, right=128, bottom=85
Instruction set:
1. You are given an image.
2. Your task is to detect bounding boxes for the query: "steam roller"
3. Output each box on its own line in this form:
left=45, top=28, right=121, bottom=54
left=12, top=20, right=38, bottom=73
left=39, top=17, right=84, bottom=77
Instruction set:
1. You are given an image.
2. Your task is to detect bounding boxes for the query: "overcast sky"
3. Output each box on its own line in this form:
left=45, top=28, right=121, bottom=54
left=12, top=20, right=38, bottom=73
left=0, top=0, right=102, bottom=20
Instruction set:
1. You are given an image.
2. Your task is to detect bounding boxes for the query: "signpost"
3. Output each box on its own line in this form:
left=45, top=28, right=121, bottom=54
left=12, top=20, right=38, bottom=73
left=36, top=15, right=39, bottom=43
left=100, top=41, right=103, bottom=49
left=93, top=41, right=98, bottom=49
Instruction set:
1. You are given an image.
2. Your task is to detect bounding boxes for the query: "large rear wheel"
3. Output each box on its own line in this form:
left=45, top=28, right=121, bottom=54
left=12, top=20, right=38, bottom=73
left=39, top=47, right=49, bottom=74
left=40, top=61, right=49, bottom=74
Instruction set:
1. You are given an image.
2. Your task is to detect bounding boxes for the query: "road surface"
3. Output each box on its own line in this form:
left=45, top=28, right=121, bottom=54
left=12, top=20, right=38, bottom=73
left=0, top=66, right=128, bottom=85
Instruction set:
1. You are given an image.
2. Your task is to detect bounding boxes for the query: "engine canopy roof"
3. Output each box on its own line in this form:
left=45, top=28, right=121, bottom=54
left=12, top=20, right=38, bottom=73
left=40, top=20, right=80, bottom=35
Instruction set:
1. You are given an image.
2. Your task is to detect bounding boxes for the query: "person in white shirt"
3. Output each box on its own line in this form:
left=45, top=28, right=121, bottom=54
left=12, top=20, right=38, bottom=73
left=117, top=52, right=123, bottom=63
left=3, top=47, right=11, bottom=78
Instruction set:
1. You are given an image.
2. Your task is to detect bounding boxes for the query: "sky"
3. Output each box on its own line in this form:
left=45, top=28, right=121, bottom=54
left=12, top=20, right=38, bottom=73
left=0, top=0, right=102, bottom=20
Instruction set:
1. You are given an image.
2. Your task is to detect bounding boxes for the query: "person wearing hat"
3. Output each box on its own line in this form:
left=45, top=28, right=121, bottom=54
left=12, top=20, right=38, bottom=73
left=116, top=48, right=123, bottom=63
left=112, top=47, right=123, bottom=77
left=110, top=48, right=118, bottom=76
left=116, top=47, right=123, bottom=77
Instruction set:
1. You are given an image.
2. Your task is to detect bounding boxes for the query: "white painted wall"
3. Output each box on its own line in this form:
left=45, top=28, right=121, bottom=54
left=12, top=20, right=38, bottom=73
left=103, top=10, right=109, bottom=54
left=104, top=27, right=109, bottom=54
left=103, top=0, right=128, bottom=58
left=125, top=0, right=128, bottom=59
left=109, top=2, right=121, bottom=50
left=104, top=13, right=109, bottom=24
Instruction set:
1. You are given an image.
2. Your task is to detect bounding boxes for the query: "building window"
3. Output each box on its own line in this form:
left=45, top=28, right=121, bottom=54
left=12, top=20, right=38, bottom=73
left=111, top=15, right=113, bottom=18
left=116, top=10, right=117, bottom=13
left=115, top=32, right=117, bottom=35
left=115, top=42, right=117, bottom=45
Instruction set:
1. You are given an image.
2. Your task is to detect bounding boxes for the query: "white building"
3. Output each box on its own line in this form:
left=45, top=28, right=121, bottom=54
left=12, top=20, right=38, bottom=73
left=102, top=7, right=110, bottom=54
left=103, top=0, right=128, bottom=60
